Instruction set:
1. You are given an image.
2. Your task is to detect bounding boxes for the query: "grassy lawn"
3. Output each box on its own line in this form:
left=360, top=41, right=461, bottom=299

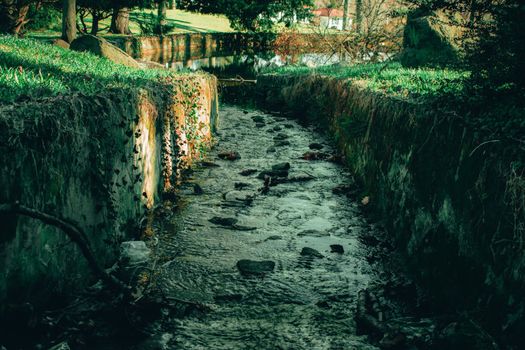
left=263, top=62, right=469, bottom=99
left=0, top=36, right=176, bottom=104
left=29, top=9, right=233, bottom=39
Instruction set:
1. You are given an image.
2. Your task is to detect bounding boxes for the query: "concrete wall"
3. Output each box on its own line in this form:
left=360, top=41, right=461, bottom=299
left=256, top=74, right=525, bottom=342
left=110, top=32, right=350, bottom=63
left=0, top=74, right=218, bottom=308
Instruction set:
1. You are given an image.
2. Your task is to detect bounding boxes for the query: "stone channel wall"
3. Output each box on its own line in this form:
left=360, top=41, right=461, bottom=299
left=256, top=74, right=525, bottom=339
left=0, top=74, right=218, bottom=309
left=110, top=33, right=347, bottom=63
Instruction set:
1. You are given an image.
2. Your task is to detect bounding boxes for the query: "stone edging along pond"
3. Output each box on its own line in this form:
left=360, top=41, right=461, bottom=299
left=0, top=73, right=218, bottom=308
left=255, top=73, right=524, bottom=329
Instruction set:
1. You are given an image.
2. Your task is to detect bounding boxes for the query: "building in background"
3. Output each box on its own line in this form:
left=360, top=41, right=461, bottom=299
left=311, top=8, right=348, bottom=30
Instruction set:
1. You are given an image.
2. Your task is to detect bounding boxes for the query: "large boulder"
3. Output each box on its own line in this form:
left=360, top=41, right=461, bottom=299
left=400, top=10, right=464, bottom=67
left=70, top=35, right=140, bottom=68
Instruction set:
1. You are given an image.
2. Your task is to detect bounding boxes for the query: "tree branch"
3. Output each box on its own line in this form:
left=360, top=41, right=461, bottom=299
left=0, top=202, right=128, bottom=293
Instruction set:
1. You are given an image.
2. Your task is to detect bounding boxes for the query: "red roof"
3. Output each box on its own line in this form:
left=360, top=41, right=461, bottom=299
left=312, top=8, right=344, bottom=17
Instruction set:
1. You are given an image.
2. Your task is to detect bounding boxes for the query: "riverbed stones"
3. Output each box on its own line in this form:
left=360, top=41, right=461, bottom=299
left=251, top=115, right=265, bottom=123
left=193, top=183, right=204, bottom=195
left=297, top=229, right=328, bottom=237
left=200, top=161, right=220, bottom=167
left=300, top=247, right=324, bottom=258
left=120, top=241, right=151, bottom=266
left=302, top=151, right=329, bottom=160
left=258, top=162, right=290, bottom=179
left=209, top=217, right=238, bottom=227
left=218, top=151, right=241, bottom=160
left=274, top=140, right=291, bottom=147
left=236, top=259, right=275, bottom=276
left=309, top=142, right=324, bottom=150
left=240, top=169, right=258, bottom=176
left=273, top=133, right=289, bottom=140
left=265, top=235, right=283, bottom=241
left=330, top=244, right=345, bottom=254
left=234, top=182, right=251, bottom=190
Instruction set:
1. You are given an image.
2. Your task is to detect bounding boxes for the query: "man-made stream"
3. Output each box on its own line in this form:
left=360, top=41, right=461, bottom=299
left=118, top=105, right=423, bottom=349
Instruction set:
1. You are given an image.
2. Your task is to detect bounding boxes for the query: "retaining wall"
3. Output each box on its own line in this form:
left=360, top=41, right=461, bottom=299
left=256, top=73, right=525, bottom=342
left=0, top=74, right=218, bottom=308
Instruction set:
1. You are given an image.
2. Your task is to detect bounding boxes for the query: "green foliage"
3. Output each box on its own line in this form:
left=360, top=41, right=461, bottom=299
left=179, top=0, right=313, bottom=31
left=0, top=35, right=175, bottom=103
left=130, top=11, right=175, bottom=35
left=26, top=3, right=62, bottom=31
left=265, top=62, right=468, bottom=99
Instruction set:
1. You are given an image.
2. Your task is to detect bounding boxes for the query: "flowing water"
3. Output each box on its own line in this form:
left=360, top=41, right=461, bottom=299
left=129, top=105, right=414, bottom=350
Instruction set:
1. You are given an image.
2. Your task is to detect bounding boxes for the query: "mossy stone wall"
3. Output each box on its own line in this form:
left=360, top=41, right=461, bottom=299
left=0, top=74, right=218, bottom=309
left=256, top=74, right=525, bottom=339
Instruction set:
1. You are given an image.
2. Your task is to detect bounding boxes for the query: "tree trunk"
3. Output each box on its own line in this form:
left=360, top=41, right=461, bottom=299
left=110, top=7, right=131, bottom=34
left=343, top=0, right=351, bottom=31
left=158, top=0, right=167, bottom=34
left=0, top=1, right=30, bottom=35
left=355, top=0, right=362, bottom=33
left=168, top=0, right=176, bottom=10
left=61, top=0, right=77, bottom=43
left=91, top=13, right=99, bottom=35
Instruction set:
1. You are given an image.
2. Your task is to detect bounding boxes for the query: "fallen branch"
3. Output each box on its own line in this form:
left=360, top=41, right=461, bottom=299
left=0, top=202, right=128, bottom=293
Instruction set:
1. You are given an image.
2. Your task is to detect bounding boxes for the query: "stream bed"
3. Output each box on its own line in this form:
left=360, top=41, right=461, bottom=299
left=12, top=105, right=438, bottom=350
left=121, top=105, right=428, bottom=349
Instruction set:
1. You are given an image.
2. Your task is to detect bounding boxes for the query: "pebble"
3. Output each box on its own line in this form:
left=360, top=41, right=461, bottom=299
left=236, top=259, right=275, bottom=276
left=300, top=247, right=324, bottom=258
left=239, top=169, right=258, bottom=176
left=209, top=217, right=238, bottom=227
left=330, top=244, right=344, bottom=254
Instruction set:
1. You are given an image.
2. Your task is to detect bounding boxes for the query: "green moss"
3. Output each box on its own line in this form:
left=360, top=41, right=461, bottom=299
left=263, top=62, right=469, bottom=99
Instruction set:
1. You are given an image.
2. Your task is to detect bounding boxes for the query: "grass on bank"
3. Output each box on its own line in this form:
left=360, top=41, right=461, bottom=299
left=29, top=9, right=233, bottom=39
left=0, top=35, right=176, bottom=104
left=264, top=62, right=469, bottom=99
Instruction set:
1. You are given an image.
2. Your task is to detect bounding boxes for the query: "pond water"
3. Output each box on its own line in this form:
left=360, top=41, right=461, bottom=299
left=158, top=52, right=346, bottom=79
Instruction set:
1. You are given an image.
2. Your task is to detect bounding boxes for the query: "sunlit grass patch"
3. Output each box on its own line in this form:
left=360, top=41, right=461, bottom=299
left=0, top=35, right=175, bottom=103
left=264, top=62, right=469, bottom=99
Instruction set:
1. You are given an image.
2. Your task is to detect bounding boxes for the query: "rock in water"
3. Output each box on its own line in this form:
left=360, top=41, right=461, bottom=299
left=218, top=151, right=241, bottom=160
left=120, top=241, right=151, bottom=266
left=239, top=169, right=258, bottom=176
left=193, top=183, right=204, bottom=195
left=300, top=247, right=324, bottom=258
left=274, top=140, right=291, bottom=147
left=272, top=162, right=291, bottom=172
left=309, top=142, right=324, bottom=150
left=70, top=35, right=140, bottom=68
left=209, top=217, right=238, bottom=227
left=252, top=115, right=265, bottom=123
left=236, top=260, right=275, bottom=276
left=330, top=244, right=344, bottom=254
left=258, top=162, right=290, bottom=179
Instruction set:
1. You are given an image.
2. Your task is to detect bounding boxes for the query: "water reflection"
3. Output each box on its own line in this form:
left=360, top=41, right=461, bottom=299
left=160, top=52, right=346, bottom=79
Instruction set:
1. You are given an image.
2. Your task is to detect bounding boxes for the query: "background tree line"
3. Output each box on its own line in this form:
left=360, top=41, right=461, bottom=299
left=0, top=0, right=177, bottom=40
